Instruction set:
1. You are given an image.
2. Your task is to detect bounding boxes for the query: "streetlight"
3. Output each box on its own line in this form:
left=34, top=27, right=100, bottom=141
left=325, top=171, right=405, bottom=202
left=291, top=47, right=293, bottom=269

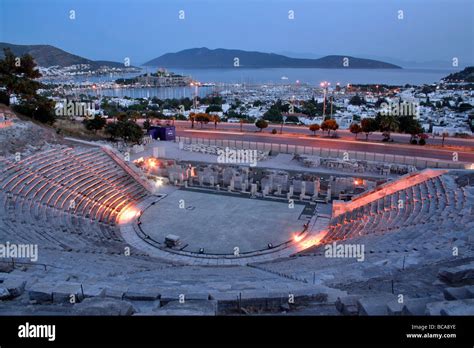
left=320, top=81, right=330, bottom=117
left=190, top=82, right=198, bottom=113
left=330, top=95, right=334, bottom=118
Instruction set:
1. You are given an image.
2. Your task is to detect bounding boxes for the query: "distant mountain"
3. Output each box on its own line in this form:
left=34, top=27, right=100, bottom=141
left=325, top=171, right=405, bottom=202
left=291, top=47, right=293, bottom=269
left=143, top=48, right=401, bottom=69
left=276, top=51, right=323, bottom=59
left=0, top=42, right=132, bottom=69
left=443, top=66, right=474, bottom=83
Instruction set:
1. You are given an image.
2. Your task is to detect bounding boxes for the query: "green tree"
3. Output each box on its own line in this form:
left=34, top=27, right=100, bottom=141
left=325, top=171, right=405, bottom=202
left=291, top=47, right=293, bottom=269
left=210, top=114, right=221, bottom=129
left=349, top=123, right=362, bottom=139
left=0, top=48, right=56, bottom=124
left=120, top=120, right=143, bottom=144
left=361, top=118, right=378, bottom=141
left=285, top=115, right=299, bottom=123
left=349, top=94, right=365, bottom=106
left=301, top=99, right=318, bottom=117
left=255, top=119, right=268, bottom=132
left=83, top=115, right=106, bottom=133
left=195, top=113, right=210, bottom=128
left=263, top=108, right=283, bottom=123
left=205, top=104, right=223, bottom=113
left=321, top=119, right=339, bottom=136
left=398, top=115, right=423, bottom=143
left=309, top=123, right=320, bottom=136
left=106, top=120, right=143, bottom=144
left=0, top=48, right=41, bottom=99
left=378, top=114, right=399, bottom=142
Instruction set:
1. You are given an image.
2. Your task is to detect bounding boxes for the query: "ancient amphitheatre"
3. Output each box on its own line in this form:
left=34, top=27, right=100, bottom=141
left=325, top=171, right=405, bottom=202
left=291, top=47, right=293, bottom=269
left=0, top=105, right=473, bottom=316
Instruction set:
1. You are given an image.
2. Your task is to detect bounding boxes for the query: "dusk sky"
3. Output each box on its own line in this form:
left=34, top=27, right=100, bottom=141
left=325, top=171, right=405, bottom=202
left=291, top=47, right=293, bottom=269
left=1, top=0, right=473, bottom=66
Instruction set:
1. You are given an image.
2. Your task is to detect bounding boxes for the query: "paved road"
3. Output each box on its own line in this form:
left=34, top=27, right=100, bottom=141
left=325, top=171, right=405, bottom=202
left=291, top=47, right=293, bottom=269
left=176, top=128, right=474, bottom=163
left=169, top=120, right=474, bottom=148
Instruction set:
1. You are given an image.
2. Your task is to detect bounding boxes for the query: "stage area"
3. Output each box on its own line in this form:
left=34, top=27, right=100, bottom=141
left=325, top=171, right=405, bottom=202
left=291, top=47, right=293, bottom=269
left=139, top=189, right=307, bottom=254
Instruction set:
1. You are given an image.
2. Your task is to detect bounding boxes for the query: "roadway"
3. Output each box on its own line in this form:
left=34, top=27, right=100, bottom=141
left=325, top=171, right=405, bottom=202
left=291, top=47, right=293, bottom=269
left=170, top=120, right=474, bottom=148
left=175, top=127, right=474, bottom=163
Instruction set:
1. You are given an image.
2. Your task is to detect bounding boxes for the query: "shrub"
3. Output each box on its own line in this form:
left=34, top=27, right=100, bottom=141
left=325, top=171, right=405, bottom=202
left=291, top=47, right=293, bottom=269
left=0, top=91, right=9, bottom=105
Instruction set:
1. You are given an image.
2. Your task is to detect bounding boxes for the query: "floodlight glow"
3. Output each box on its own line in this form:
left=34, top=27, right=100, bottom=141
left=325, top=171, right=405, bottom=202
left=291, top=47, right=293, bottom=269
left=118, top=207, right=140, bottom=224
left=293, top=233, right=304, bottom=242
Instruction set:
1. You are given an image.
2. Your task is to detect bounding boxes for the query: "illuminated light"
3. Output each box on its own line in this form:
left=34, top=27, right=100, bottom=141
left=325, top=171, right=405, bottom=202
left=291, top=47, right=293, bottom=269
left=354, top=178, right=362, bottom=186
left=293, top=233, right=305, bottom=242
left=144, top=158, right=159, bottom=170
left=296, top=230, right=328, bottom=251
left=118, top=207, right=139, bottom=224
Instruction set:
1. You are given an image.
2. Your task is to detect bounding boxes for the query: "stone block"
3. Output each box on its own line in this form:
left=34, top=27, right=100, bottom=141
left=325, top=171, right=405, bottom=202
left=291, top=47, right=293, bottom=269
left=0, top=288, right=10, bottom=300
left=387, top=299, right=404, bottom=315
left=438, top=262, right=474, bottom=284
left=52, top=282, right=83, bottom=303
left=153, top=300, right=217, bottom=316
left=124, top=290, right=160, bottom=301
left=426, top=299, right=474, bottom=316
left=357, top=295, right=396, bottom=316
left=81, top=284, right=106, bottom=298
left=401, top=297, right=437, bottom=316
left=443, top=286, right=472, bottom=301
left=73, top=297, right=135, bottom=316
left=1, top=277, right=26, bottom=298
left=103, top=288, right=125, bottom=300
left=335, top=295, right=360, bottom=315
left=28, top=283, right=54, bottom=303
